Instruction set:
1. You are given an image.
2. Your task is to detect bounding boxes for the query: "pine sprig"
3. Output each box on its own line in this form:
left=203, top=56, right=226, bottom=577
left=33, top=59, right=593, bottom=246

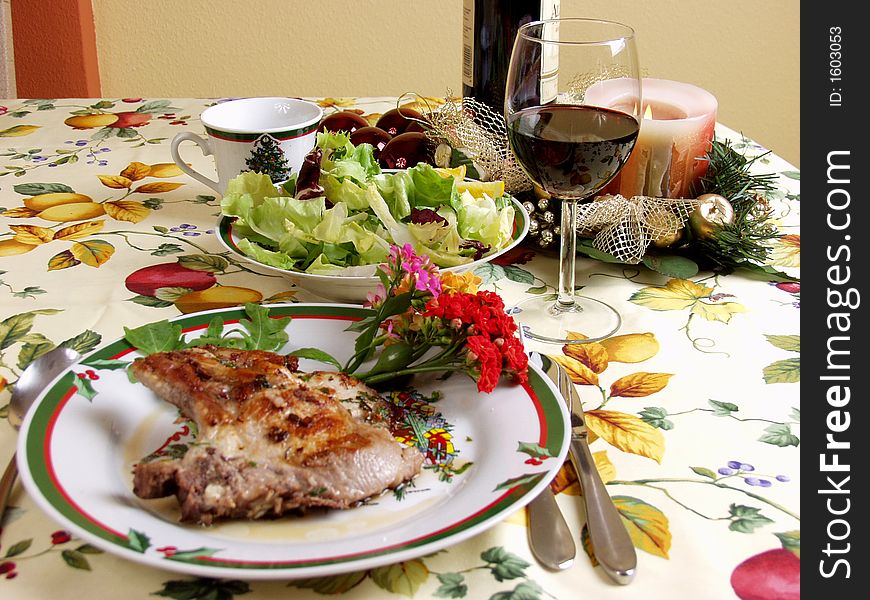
left=699, top=139, right=778, bottom=207
left=692, top=139, right=783, bottom=273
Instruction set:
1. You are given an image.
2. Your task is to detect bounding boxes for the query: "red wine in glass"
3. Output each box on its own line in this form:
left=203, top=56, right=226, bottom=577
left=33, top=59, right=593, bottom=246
left=507, top=105, right=639, bottom=199
left=505, top=17, right=641, bottom=346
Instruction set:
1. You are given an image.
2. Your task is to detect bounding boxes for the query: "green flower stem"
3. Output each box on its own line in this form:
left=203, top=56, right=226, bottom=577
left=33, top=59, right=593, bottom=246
left=669, top=407, right=797, bottom=426
left=361, top=361, right=464, bottom=386
left=639, top=483, right=729, bottom=521
left=608, top=478, right=800, bottom=521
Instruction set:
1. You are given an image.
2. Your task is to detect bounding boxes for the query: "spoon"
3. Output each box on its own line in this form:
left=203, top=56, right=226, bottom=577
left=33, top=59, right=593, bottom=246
left=0, top=346, right=82, bottom=523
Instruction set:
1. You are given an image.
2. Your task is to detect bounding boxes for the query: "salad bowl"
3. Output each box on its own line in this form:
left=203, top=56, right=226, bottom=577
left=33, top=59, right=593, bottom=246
left=217, top=198, right=529, bottom=303
left=216, top=134, right=530, bottom=303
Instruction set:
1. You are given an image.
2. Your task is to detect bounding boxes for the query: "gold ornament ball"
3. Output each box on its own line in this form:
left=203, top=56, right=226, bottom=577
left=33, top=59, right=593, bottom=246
left=688, top=193, right=735, bottom=240
left=647, top=206, right=685, bottom=248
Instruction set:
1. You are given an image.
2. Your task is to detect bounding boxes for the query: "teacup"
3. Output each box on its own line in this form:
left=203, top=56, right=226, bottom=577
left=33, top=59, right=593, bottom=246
left=170, top=97, right=323, bottom=194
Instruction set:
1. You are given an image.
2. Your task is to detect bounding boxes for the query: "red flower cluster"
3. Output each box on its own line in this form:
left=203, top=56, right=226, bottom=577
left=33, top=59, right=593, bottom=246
left=424, top=290, right=528, bottom=392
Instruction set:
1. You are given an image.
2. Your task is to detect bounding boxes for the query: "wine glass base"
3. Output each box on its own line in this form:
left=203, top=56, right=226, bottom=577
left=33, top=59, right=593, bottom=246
left=510, top=295, right=621, bottom=345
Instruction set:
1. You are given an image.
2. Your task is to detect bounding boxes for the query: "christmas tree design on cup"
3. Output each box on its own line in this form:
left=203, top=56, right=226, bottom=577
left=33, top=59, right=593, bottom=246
left=245, top=134, right=290, bottom=183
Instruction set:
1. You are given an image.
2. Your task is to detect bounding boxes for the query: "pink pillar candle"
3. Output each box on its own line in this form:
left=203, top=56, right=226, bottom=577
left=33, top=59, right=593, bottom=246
left=586, top=78, right=718, bottom=199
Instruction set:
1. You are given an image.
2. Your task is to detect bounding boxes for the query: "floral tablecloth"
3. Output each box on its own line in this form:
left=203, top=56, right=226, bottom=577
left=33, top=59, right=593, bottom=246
left=0, top=97, right=799, bottom=599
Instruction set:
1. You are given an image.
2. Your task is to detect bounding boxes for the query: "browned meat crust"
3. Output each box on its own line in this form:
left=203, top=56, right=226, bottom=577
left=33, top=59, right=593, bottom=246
left=130, top=346, right=423, bottom=524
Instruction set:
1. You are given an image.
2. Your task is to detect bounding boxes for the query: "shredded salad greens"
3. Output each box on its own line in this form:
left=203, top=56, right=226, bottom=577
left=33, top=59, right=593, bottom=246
left=220, top=131, right=518, bottom=276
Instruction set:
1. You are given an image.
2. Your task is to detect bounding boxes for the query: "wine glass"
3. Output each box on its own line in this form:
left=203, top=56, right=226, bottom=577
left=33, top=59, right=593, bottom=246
left=505, top=18, right=641, bottom=344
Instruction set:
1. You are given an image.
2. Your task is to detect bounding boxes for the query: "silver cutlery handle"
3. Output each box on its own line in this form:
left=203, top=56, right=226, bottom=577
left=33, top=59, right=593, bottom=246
left=527, top=485, right=576, bottom=570
left=569, top=438, right=636, bottom=584
left=0, top=452, right=17, bottom=521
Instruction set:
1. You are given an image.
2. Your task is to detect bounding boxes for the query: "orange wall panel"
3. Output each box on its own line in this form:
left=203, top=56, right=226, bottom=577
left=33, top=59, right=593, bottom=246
left=11, top=0, right=101, bottom=98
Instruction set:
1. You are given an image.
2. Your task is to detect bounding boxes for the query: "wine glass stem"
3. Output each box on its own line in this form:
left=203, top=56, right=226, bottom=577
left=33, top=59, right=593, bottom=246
left=557, top=198, right=578, bottom=309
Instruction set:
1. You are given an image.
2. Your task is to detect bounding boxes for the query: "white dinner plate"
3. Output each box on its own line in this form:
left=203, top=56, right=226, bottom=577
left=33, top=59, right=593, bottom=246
left=18, top=304, right=569, bottom=580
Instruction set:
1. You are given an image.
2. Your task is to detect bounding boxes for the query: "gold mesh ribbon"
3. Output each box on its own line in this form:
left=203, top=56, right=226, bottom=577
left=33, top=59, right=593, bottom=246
left=419, top=96, right=533, bottom=194
left=576, top=195, right=699, bottom=263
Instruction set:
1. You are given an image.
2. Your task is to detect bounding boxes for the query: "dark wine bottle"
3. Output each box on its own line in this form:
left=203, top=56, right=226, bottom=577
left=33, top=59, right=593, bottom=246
left=462, top=0, right=561, bottom=112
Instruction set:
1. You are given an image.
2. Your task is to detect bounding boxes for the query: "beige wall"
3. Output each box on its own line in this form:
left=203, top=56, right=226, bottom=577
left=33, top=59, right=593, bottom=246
left=92, top=0, right=799, bottom=167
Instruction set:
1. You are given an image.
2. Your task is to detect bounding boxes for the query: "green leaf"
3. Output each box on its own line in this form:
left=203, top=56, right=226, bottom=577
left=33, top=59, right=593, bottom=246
left=154, top=578, right=251, bottom=599
left=136, top=100, right=176, bottom=114
left=473, top=262, right=506, bottom=284
left=290, top=572, right=368, bottom=594
left=152, top=243, right=184, bottom=256
left=765, top=334, right=800, bottom=353
left=493, top=472, right=545, bottom=492
left=123, top=320, right=184, bottom=355
left=115, top=127, right=138, bottom=139
left=75, top=544, right=104, bottom=554
left=0, top=309, right=62, bottom=350
left=481, top=547, right=530, bottom=582
left=775, top=530, right=801, bottom=558
left=759, top=423, right=800, bottom=447
left=0, top=313, right=36, bottom=350
left=434, top=573, right=467, bottom=598
left=128, top=294, right=174, bottom=308
left=61, top=329, right=102, bottom=355
left=16, top=339, right=56, bottom=370
left=502, top=265, right=535, bottom=284
left=288, top=347, right=342, bottom=369
left=61, top=549, right=91, bottom=570
left=237, top=302, right=290, bottom=351
left=516, top=441, right=554, bottom=459
left=4, top=538, right=32, bottom=557
left=790, top=407, right=800, bottom=422
left=80, top=358, right=129, bottom=371
left=708, top=399, right=739, bottom=416
left=73, top=376, right=98, bottom=401
left=638, top=407, right=674, bottom=430
left=177, top=254, right=230, bottom=273
left=165, top=547, right=221, bottom=561
left=734, top=262, right=798, bottom=282
left=489, top=581, right=543, bottom=600
left=762, top=357, right=800, bottom=384
left=576, top=239, right=625, bottom=263
left=379, top=291, right=413, bottom=318
left=12, top=182, right=74, bottom=195
left=642, top=254, right=699, bottom=279
left=728, top=504, right=774, bottom=533
left=370, top=559, right=429, bottom=597
left=781, top=170, right=800, bottom=180
left=155, top=286, right=194, bottom=302
left=690, top=466, right=717, bottom=480
left=524, top=284, right=548, bottom=295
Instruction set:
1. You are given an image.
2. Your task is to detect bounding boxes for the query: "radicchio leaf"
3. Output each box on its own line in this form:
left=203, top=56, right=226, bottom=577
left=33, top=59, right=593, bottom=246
left=460, top=239, right=490, bottom=261
left=410, top=207, right=447, bottom=225
left=294, top=148, right=325, bottom=200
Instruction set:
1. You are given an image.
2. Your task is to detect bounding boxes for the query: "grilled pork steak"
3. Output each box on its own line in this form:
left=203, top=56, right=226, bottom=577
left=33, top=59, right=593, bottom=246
left=130, top=345, right=423, bottom=525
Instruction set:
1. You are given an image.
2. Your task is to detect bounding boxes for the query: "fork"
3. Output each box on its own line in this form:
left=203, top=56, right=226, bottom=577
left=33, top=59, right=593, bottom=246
left=521, top=328, right=575, bottom=571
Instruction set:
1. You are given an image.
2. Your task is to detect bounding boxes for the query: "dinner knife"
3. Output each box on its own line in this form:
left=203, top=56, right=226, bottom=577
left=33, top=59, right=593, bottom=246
left=555, top=361, right=637, bottom=584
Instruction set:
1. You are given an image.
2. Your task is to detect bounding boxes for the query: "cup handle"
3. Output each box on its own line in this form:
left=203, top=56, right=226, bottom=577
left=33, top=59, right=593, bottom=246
left=170, top=132, right=221, bottom=193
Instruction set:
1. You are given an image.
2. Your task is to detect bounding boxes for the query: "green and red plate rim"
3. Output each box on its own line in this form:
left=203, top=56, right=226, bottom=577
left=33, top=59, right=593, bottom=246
left=21, top=304, right=567, bottom=574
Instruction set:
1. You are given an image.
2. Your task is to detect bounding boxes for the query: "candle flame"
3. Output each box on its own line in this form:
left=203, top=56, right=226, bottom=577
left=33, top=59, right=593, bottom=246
left=643, top=104, right=653, bottom=120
